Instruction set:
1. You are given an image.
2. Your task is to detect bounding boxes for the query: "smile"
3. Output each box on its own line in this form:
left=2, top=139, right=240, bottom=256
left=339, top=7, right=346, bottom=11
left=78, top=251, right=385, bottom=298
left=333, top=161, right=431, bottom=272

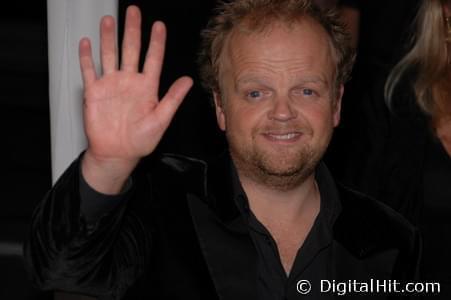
left=262, top=132, right=302, bottom=142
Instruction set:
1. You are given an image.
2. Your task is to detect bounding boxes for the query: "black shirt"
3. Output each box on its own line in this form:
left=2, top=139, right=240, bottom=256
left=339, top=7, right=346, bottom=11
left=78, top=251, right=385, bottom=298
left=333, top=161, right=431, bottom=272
left=230, top=161, right=341, bottom=299
left=419, top=133, right=451, bottom=297
left=80, top=159, right=342, bottom=299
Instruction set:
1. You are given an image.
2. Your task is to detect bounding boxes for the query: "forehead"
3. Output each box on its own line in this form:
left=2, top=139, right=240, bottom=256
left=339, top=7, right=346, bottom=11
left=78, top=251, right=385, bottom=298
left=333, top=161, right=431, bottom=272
left=220, top=18, right=335, bottom=81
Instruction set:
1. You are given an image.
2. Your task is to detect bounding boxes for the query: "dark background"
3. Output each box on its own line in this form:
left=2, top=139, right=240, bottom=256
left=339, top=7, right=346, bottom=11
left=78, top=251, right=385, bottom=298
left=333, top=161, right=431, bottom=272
left=1, top=1, right=223, bottom=298
left=1, top=1, right=51, bottom=297
left=1, top=0, right=226, bottom=220
left=0, top=0, right=420, bottom=298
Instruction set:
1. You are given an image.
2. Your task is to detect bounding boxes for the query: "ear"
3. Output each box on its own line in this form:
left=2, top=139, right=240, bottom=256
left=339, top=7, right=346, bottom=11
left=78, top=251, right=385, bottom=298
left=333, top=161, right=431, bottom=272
left=213, top=92, right=226, bottom=131
left=332, top=84, right=344, bottom=127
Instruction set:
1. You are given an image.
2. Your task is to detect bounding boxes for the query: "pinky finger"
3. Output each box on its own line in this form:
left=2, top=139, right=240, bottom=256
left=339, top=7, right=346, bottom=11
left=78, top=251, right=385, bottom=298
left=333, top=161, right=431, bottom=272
left=79, top=38, right=97, bottom=87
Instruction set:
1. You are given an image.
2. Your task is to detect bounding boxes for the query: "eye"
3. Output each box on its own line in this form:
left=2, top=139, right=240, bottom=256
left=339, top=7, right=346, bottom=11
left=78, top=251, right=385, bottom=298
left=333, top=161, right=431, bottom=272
left=248, top=90, right=262, bottom=99
left=245, top=89, right=268, bottom=101
left=302, top=88, right=314, bottom=96
left=292, top=87, right=318, bottom=98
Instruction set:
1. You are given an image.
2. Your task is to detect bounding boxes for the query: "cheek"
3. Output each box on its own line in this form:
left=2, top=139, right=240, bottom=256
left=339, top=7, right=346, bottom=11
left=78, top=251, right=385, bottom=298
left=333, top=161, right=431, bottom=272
left=225, top=103, right=264, bottom=132
left=304, top=105, right=336, bottom=133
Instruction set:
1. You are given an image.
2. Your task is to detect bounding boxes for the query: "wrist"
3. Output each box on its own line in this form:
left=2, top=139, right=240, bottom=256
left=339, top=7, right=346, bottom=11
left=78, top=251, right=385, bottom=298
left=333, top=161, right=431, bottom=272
left=81, top=150, right=139, bottom=195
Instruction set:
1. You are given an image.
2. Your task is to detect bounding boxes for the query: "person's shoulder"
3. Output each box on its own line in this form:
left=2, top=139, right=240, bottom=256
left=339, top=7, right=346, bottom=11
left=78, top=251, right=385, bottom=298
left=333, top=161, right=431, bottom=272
left=334, top=183, right=419, bottom=255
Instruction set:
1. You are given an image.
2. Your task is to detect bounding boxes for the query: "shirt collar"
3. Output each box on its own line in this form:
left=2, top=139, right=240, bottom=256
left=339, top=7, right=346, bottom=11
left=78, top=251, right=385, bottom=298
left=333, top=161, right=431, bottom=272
left=315, top=162, right=342, bottom=228
left=230, top=160, right=342, bottom=230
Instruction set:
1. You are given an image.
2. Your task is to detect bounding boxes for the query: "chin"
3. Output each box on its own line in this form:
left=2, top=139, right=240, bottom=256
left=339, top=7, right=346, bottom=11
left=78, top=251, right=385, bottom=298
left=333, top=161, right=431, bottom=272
left=255, top=160, right=316, bottom=191
left=231, top=142, right=320, bottom=190
left=257, top=155, right=305, bottom=176
left=262, top=146, right=315, bottom=169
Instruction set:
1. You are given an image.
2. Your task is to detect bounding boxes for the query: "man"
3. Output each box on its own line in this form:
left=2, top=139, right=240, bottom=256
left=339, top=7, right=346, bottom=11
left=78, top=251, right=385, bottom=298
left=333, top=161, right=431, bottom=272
left=25, top=1, right=420, bottom=299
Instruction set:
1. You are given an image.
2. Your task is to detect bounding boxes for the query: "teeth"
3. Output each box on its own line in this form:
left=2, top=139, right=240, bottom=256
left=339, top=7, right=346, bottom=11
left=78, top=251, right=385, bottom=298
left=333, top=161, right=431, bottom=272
left=269, top=133, right=297, bottom=140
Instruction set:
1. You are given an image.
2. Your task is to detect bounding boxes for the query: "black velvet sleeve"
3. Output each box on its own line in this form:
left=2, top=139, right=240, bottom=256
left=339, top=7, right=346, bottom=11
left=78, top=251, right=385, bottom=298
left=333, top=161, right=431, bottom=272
left=23, top=155, right=151, bottom=300
left=79, top=163, right=131, bottom=226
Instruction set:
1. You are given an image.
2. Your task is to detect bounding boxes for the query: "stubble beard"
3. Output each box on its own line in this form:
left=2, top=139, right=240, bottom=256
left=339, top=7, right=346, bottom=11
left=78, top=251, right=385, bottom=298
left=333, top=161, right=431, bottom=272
left=228, top=132, right=327, bottom=191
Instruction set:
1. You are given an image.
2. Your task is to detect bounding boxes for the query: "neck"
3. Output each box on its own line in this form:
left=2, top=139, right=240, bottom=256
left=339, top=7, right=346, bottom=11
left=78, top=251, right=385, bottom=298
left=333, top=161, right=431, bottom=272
left=238, top=171, right=320, bottom=226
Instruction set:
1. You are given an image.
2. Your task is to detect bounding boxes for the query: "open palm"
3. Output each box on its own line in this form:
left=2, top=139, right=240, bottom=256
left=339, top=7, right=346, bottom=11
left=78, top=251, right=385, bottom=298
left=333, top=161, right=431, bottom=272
left=79, top=6, right=192, bottom=165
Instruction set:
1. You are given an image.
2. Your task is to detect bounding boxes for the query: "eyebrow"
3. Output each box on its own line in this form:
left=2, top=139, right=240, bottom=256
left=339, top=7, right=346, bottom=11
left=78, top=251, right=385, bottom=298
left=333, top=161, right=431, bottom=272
left=233, top=74, right=272, bottom=91
left=236, top=77, right=271, bottom=86
left=296, top=77, right=329, bottom=88
left=236, top=75, right=329, bottom=87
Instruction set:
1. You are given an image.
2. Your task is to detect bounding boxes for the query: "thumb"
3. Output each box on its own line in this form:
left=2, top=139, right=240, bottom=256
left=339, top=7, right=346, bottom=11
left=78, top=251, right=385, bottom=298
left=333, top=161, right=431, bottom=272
left=155, top=76, right=193, bottom=127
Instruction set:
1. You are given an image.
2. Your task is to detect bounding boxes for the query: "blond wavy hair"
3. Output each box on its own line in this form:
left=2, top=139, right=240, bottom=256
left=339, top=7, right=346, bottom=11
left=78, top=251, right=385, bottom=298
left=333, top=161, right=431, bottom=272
left=198, top=0, right=355, bottom=102
left=385, top=0, right=451, bottom=124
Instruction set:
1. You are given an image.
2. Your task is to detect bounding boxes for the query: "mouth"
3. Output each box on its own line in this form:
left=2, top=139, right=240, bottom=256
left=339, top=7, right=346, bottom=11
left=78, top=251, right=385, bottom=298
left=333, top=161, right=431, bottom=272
left=261, top=131, right=303, bottom=143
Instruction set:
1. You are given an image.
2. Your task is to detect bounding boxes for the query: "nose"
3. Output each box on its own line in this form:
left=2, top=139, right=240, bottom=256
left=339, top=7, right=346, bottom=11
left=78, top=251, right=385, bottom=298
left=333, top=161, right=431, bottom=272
left=267, top=96, right=297, bottom=121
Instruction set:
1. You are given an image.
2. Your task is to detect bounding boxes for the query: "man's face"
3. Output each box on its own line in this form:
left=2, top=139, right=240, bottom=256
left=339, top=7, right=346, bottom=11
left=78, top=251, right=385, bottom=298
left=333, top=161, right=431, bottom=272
left=215, top=19, right=343, bottom=189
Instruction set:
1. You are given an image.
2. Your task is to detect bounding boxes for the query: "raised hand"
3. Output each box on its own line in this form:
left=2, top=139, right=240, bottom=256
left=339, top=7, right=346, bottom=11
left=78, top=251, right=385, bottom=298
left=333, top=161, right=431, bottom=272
left=79, top=6, right=193, bottom=193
